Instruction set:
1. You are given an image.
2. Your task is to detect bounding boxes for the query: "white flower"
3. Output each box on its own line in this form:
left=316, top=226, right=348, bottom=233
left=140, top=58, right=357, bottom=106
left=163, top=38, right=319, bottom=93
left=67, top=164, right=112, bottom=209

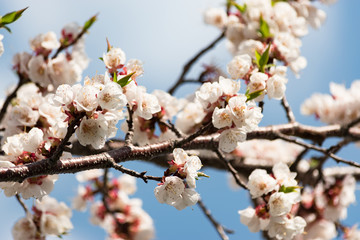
left=3, top=127, right=44, bottom=156
left=103, top=47, right=126, bottom=72
left=12, top=214, right=37, bottom=240
left=48, top=53, right=82, bottom=87
left=72, top=185, right=88, bottom=211
left=267, top=215, right=306, bottom=240
left=154, top=176, right=185, bottom=205
left=30, top=31, right=60, bottom=52
left=218, top=128, right=247, bottom=153
left=7, top=104, right=39, bottom=127
left=238, top=207, right=269, bottom=232
left=126, top=59, right=144, bottom=80
left=195, top=82, right=223, bottom=108
left=272, top=162, right=298, bottom=187
left=237, top=40, right=264, bottom=59
left=227, top=54, right=252, bottom=80
left=74, top=85, right=99, bottom=112
left=204, top=7, right=228, bottom=29
left=76, top=117, right=107, bottom=149
left=247, top=169, right=277, bottom=198
left=118, top=174, right=137, bottom=195
left=268, top=192, right=294, bottom=217
left=212, top=107, right=233, bottom=129
left=35, top=196, right=73, bottom=236
left=267, top=74, right=287, bottom=100
left=225, top=15, right=245, bottom=45
left=28, top=55, right=51, bottom=87
left=176, top=101, right=206, bottom=134
left=135, top=92, right=161, bottom=120
left=98, top=81, right=127, bottom=110
left=13, top=52, right=32, bottom=75
left=248, top=72, right=267, bottom=101
left=305, top=219, right=337, bottom=240
left=219, top=76, right=241, bottom=95
left=20, top=175, right=59, bottom=200
left=153, top=89, right=183, bottom=119
left=172, top=188, right=200, bottom=210
left=184, top=156, right=202, bottom=188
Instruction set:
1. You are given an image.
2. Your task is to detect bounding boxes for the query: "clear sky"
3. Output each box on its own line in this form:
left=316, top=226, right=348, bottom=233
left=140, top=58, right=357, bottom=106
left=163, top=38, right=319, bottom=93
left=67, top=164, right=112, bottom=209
left=1, top=0, right=360, bottom=240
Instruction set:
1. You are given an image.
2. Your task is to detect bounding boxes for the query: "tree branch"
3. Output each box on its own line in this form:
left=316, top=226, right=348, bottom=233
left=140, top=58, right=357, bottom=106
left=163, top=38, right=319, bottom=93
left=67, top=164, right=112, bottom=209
left=1, top=122, right=360, bottom=182
left=168, top=31, right=225, bottom=95
left=280, top=96, right=295, bottom=123
left=0, top=73, right=29, bottom=125
left=197, top=198, right=234, bottom=240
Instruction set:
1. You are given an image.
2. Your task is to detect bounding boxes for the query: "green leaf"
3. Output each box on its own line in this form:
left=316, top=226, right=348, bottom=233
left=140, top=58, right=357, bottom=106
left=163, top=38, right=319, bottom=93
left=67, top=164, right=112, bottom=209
left=309, top=158, right=320, bottom=168
left=113, top=72, right=117, bottom=83
left=257, top=15, right=272, bottom=39
left=254, top=49, right=261, bottom=68
left=254, top=44, right=271, bottom=72
left=116, top=72, right=136, bottom=87
left=0, top=7, right=27, bottom=25
left=83, top=14, right=97, bottom=31
left=246, top=89, right=264, bottom=102
left=99, top=57, right=103, bottom=61
left=232, top=2, right=247, bottom=13
left=279, top=185, right=301, bottom=193
left=197, top=172, right=210, bottom=178
left=258, top=44, right=271, bottom=72
left=2, top=25, right=11, bottom=33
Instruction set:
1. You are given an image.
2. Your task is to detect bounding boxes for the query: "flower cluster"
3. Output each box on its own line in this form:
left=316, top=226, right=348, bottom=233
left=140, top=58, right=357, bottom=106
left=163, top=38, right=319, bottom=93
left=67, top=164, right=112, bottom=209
left=154, top=148, right=205, bottom=210
left=0, top=127, right=63, bottom=199
left=239, top=162, right=306, bottom=240
left=203, top=0, right=331, bottom=102
left=233, top=139, right=304, bottom=166
left=301, top=80, right=360, bottom=125
left=12, top=196, right=73, bottom=240
left=73, top=169, right=155, bottom=240
left=14, top=23, right=88, bottom=89
left=297, top=175, right=356, bottom=240
left=193, top=76, right=263, bottom=152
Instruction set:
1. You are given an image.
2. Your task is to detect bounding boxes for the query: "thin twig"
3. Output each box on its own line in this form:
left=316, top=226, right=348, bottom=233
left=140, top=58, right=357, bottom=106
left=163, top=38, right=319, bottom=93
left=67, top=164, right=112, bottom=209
left=213, top=148, right=247, bottom=189
left=15, top=194, right=29, bottom=215
left=275, top=132, right=360, bottom=168
left=289, top=148, right=308, bottom=172
left=168, top=31, right=225, bottom=95
left=174, top=121, right=213, bottom=148
left=0, top=73, right=29, bottom=125
left=50, top=113, right=85, bottom=162
left=110, top=162, right=162, bottom=183
left=281, top=96, right=295, bottom=123
left=52, top=19, right=95, bottom=59
left=125, top=104, right=134, bottom=145
left=197, top=198, right=234, bottom=240
left=160, top=120, right=183, bottom=138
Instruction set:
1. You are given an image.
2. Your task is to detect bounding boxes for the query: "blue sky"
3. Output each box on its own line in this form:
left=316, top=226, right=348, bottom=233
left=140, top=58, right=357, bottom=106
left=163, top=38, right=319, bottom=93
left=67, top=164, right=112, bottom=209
left=1, top=0, right=360, bottom=239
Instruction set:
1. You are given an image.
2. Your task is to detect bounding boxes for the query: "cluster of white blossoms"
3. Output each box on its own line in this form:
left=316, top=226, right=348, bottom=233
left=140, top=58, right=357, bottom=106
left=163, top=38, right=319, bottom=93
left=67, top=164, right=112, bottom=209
left=72, top=170, right=154, bottom=240
left=203, top=0, right=333, bottom=103
left=154, top=148, right=205, bottom=210
left=204, top=0, right=331, bottom=75
left=298, top=175, right=356, bottom=240
left=12, top=196, right=73, bottom=240
left=239, top=162, right=306, bottom=240
left=301, top=80, right=360, bottom=125
left=14, top=23, right=88, bottom=89
left=233, top=139, right=303, bottom=166
left=194, top=75, right=263, bottom=152
left=0, top=127, right=63, bottom=199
